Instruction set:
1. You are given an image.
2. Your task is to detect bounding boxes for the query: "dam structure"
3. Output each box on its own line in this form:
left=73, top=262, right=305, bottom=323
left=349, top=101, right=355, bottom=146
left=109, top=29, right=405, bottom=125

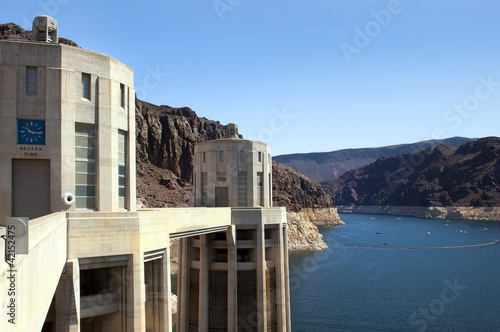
left=0, top=16, right=291, bottom=332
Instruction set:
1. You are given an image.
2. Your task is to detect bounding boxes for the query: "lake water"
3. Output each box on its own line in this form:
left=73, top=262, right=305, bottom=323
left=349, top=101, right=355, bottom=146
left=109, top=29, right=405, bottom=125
left=289, top=213, right=500, bottom=332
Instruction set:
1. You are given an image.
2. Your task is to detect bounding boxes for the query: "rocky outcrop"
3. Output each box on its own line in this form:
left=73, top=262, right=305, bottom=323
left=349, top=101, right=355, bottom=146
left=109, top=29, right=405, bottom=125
left=272, top=161, right=344, bottom=250
left=286, top=212, right=328, bottom=251
left=272, top=161, right=343, bottom=225
left=326, top=137, right=500, bottom=220
left=136, top=99, right=227, bottom=183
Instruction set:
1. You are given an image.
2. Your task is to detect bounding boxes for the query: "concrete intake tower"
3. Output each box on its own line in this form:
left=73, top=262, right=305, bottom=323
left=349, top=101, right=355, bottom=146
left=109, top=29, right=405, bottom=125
left=177, top=123, right=291, bottom=331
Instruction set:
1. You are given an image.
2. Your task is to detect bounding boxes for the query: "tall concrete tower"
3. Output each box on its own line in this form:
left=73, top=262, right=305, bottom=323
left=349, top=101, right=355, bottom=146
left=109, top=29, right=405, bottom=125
left=0, top=16, right=136, bottom=224
left=177, top=124, right=291, bottom=331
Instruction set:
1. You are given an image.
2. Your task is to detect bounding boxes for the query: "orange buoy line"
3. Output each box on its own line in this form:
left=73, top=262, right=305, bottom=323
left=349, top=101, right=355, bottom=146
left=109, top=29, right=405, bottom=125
left=327, top=241, right=500, bottom=250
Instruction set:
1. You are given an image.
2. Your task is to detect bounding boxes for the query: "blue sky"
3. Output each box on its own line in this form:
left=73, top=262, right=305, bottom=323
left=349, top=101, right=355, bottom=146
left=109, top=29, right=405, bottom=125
left=3, top=0, right=500, bottom=155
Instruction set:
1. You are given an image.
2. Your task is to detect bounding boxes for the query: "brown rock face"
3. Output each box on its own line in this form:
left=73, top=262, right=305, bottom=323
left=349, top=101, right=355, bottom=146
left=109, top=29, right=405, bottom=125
left=272, top=161, right=335, bottom=212
left=136, top=99, right=227, bottom=184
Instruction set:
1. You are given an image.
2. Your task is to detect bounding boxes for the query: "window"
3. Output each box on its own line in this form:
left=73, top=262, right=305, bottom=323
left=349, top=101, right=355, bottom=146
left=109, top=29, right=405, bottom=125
left=257, top=172, right=263, bottom=206
left=82, top=73, right=91, bottom=100
left=217, top=171, right=226, bottom=182
left=201, top=172, right=208, bottom=206
left=120, top=83, right=125, bottom=108
left=26, top=67, right=37, bottom=95
left=238, top=171, right=247, bottom=207
left=75, top=123, right=96, bottom=209
left=202, top=151, right=206, bottom=163
left=118, top=130, right=127, bottom=209
left=258, top=151, right=262, bottom=163
left=219, top=150, right=224, bottom=162
left=239, top=150, right=245, bottom=162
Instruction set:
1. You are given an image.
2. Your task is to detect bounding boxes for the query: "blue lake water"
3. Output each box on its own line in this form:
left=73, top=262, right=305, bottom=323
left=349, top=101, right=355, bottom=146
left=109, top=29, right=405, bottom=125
left=289, top=213, right=500, bottom=332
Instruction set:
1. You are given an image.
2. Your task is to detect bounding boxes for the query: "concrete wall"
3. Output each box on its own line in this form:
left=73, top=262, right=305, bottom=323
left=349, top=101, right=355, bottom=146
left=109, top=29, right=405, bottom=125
left=194, top=138, right=272, bottom=208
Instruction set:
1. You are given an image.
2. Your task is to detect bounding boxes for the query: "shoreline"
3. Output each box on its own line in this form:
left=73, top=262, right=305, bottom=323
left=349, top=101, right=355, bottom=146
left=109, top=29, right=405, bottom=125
left=337, top=205, right=500, bottom=222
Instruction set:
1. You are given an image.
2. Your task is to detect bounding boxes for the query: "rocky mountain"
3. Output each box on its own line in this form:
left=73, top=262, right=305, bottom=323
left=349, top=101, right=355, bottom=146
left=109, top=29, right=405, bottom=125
left=323, top=137, right=500, bottom=220
left=272, top=161, right=343, bottom=250
left=274, top=137, right=474, bottom=182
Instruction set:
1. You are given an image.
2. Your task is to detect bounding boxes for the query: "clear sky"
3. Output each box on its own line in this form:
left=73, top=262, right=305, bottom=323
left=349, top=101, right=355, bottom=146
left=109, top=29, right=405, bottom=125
left=2, top=0, right=500, bottom=155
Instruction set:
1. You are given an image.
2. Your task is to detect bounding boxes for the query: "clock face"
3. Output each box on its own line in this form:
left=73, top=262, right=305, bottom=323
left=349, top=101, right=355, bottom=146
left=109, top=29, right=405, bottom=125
left=17, top=120, right=46, bottom=145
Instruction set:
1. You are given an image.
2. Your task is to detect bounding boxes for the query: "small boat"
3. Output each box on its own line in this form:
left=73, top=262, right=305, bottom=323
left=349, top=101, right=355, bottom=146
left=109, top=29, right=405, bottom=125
left=375, top=232, right=383, bottom=234
left=427, top=232, right=431, bottom=235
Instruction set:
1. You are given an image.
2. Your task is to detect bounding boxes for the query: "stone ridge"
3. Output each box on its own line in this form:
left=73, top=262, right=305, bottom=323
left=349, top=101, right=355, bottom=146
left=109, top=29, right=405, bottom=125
left=274, top=137, right=474, bottom=182
left=272, top=161, right=334, bottom=211
left=324, top=137, right=500, bottom=209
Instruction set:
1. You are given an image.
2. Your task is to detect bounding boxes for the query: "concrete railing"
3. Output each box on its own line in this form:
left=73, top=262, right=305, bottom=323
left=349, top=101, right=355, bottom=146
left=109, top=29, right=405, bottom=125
left=1, top=212, right=67, bottom=332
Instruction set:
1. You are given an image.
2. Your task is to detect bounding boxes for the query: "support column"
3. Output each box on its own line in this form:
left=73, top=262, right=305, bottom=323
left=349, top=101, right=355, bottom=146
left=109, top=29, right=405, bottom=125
left=226, top=226, right=238, bottom=331
left=127, top=252, right=146, bottom=331
left=256, top=222, right=267, bottom=332
left=177, top=238, right=190, bottom=331
left=198, top=234, right=209, bottom=332
left=55, top=259, right=80, bottom=332
left=274, top=225, right=289, bottom=331
left=162, top=243, right=172, bottom=332
left=283, top=225, right=291, bottom=331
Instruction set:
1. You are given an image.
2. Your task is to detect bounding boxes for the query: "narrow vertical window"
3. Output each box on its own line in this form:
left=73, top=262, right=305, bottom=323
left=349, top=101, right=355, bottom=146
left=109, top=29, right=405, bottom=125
left=26, top=67, right=37, bottom=95
left=120, top=83, right=125, bottom=108
left=219, top=150, right=224, bottom=162
left=82, top=73, right=91, bottom=100
left=238, top=171, right=247, bottom=207
left=257, top=172, right=263, bottom=206
left=201, top=172, right=208, bottom=206
left=269, top=173, right=272, bottom=207
left=239, top=150, right=245, bottom=162
left=202, top=151, right=206, bottom=163
left=75, top=123, right=96, bottom=209
left=118, top=130, right=127, bottom=209
left=258, top=151, right=262, bottom=163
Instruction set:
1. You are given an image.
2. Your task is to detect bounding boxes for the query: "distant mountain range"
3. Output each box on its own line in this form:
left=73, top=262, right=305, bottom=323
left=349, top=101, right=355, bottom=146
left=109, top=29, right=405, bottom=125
left=322, top=137, right=500, bottom=208
left=274, top=137, right=475, bottom=182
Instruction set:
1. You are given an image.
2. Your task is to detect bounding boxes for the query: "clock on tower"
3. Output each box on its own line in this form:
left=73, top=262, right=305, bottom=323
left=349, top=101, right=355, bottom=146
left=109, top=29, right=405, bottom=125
left=17, top=119, right=46, bottom=145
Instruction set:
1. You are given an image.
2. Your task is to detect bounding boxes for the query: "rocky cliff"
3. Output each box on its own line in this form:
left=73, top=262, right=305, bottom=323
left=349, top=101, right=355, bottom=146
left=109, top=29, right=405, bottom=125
left=325, top=137, right=500, bottom=220
left=272, top=161, right=344, bottom=250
